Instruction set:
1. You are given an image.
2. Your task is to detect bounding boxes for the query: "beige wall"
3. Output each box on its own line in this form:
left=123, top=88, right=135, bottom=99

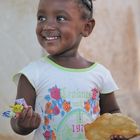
left=0, top=0, right=140, bottom=140
left=0, top=0, right=39, bottom=139
left=81, top=0, right=140, bottom=92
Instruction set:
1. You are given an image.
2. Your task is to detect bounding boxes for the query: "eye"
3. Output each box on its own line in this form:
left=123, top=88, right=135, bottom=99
left=37, top=16, right=46, bottom=22
left=56, top=15, right=67, bottom=22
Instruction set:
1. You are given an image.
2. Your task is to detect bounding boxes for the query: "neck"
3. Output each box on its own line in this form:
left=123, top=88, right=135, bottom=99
left=48, top=53, right=93, bottom=69
left=48, top=52, right=80, bottom=62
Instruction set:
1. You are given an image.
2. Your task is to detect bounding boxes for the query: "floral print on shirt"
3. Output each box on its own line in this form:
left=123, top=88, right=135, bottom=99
left=84, top=88, right=100, bottom=114
left=40, top=86, right=100, bottom=140
left=42, top=85, right=71, bottom=140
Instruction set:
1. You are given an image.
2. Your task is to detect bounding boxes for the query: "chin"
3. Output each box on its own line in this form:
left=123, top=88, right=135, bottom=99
left=44, top=49, right=58, bottom=56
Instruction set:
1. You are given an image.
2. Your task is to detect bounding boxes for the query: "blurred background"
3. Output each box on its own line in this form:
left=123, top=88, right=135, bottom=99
left=0, top=0, right=140, bottom=140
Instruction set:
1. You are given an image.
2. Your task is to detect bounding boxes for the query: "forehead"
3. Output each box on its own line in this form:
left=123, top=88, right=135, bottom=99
left=38, top=0, right=80, bottom=14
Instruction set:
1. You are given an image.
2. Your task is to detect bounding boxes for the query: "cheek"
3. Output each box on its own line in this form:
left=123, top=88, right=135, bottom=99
left=36, top=25, right=40, bottom=36
left=35, top=25, right=45, bottom=47
left=36, top=23, right=44, bottom=37
left=61, top=27, right=76, bottom=40
left=36, top=25, right=43, bottom=42
left=63, top=29, right=81, bottom=43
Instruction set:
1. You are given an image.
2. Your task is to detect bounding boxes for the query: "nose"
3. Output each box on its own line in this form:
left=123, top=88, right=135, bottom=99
left=42, top=19, right=56, bottom=30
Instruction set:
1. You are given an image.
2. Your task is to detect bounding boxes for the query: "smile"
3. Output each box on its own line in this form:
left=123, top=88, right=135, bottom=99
left=45, top=36, right=60, bottom=41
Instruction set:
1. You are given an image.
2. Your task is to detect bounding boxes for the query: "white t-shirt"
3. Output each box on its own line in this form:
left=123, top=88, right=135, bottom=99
left=13, top=56, right=119, bottom=140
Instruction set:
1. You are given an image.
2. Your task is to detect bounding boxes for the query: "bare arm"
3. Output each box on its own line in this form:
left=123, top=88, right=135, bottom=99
left=100, top=92, right=129, bottom=140
left=10, top=74, right=41, bottom=135
left=99, top=92, right=121, bottom=115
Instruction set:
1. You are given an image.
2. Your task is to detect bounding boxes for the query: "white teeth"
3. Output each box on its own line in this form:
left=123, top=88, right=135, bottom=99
left=45, top=36, right=58, bottom=41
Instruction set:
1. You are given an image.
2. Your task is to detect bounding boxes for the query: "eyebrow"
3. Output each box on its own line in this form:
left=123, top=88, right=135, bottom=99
left=37, top=9, right=71, bottom=17
left=54, top=10, right=70, bottom=16
left=37, top=9, right=45, bottom=15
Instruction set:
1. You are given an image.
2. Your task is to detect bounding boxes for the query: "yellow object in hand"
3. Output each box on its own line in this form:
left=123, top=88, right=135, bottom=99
left=10, top=104, right=24, bottom=113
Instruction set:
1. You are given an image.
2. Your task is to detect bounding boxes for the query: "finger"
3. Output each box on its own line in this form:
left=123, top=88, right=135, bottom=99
left=110, top=135, right=116, bottom=140
left=118, top=135, right=128, bottom=140
left=118, top=135, right=123, bottom=139
left=18, top=106, right=32, bottom=121
left=110, top=135, right=119, bottom=140
left=36, top=113, right=41, bottom=127
left=32, top=113, right=41, bottom=129
left=22, top=107, right=34, bottom=128
left=17, top=108, right=28, bottom=121
left=26, top=106, right=33, bottom=118
left=111, top=135, right=128, bottom=140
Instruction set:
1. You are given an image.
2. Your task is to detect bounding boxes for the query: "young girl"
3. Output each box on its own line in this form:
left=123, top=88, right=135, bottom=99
left=11, top=0, right=128, bottom=140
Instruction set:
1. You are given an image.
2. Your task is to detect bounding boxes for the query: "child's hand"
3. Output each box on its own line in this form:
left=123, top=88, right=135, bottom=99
left=110, top=135, right=128, bottom=140
left=16, top=106, right=41, bottom=130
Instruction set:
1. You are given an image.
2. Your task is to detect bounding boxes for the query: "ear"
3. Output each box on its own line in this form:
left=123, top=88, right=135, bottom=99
left=82, top=18, right=95, bottom=37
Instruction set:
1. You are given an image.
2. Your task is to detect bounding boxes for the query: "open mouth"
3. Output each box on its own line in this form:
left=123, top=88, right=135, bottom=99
left=45, top=36, right=60, bottom=41
left=42, top=31, right=61, bottom=42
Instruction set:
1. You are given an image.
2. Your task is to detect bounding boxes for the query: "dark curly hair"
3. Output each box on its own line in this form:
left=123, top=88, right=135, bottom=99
left=76, top=0, right=93, bottom=19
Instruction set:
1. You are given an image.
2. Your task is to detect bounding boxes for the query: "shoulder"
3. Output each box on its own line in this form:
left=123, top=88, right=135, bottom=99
left=94, top=63, right=111, bottom=74
left=94, top=63, right=119, bottom=93
left=21, top=56, right=49, bottom=71
left=92, top=63, right=115, bottom=83
left=13, top=57, right=48, bottom=86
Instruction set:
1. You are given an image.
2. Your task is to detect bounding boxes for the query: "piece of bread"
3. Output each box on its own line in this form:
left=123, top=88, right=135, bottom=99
left=84, top=113, right=140, bottom=140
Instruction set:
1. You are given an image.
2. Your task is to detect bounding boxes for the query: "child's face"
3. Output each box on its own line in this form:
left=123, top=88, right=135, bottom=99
left=36, top=0, right=93, bottom=56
